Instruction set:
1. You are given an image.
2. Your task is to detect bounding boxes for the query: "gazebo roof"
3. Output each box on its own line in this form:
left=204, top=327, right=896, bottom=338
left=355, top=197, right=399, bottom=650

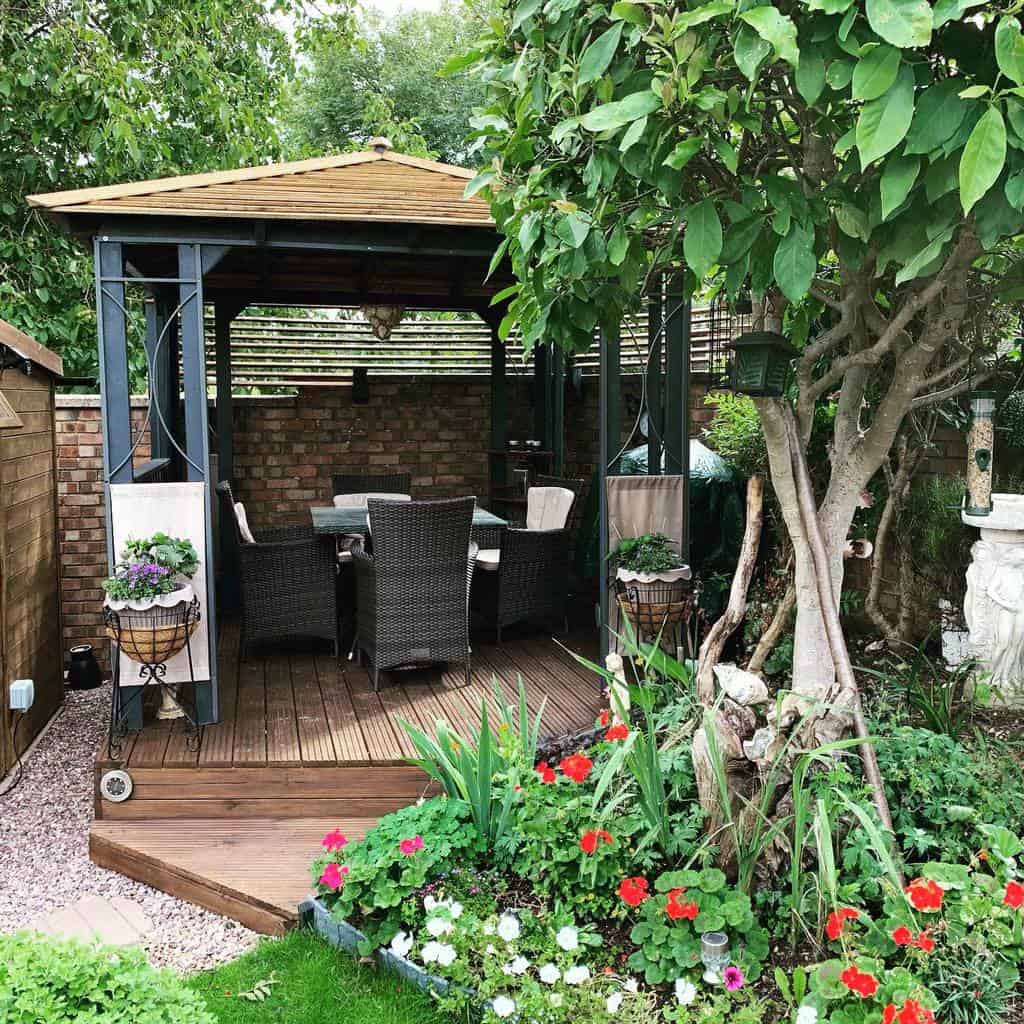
left=27, top=150, right=493, bottom=228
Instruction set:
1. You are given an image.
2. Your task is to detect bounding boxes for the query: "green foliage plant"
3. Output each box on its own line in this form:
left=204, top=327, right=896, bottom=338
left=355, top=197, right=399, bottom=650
left=608, top=533, right=686, bottom=575
left=102, top=534, right=200, bottom=601
left=702, top=393, right=768, bottom=479
left=0, top=932, right=214, bottom=1024
left=122, top=534, right=201, bottom=579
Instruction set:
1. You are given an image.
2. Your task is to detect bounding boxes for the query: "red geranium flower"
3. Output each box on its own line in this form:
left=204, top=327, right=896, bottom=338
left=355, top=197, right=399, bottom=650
left=559, top=753, right=594, bottom=783
left=896, top=998, right=936, bottom=1024
left=535, top=761, right=556, bottom=784
left=599, top=709, right=611, bottom=727
left=825, top=906, right=859, bottom=941
left=399, top=835, right=424, bottom=856
left=915, top=931, right=936, bottom=953
left=892, top=925, right=914, bottom=947
left=618, top=876, right=649, bottom=907
left=883, top=1006, right=897, bottom=1024
left=1004, top=880, right=1024, bottom=909
left=322, top=829, right=348, bottom=852
left=580, top=829, right=614, bottom=854
left=319, top=862, right=349, bottom=890
left=606, top=723, right=629, bottom=742
left=839, top=964, right=879, bottom=998
left=665, top=888, right=699, bottom=921
left=905, top=878, right=943, bottom=912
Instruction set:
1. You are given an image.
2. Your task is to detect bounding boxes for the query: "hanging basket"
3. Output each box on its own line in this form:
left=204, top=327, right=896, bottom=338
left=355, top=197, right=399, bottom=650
left=615, top=567, right=693, bottom=637
left=104, top=586, right=200, bottom=666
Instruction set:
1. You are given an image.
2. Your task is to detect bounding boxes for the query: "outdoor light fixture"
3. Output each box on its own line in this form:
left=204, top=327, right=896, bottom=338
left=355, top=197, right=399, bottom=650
left=729, top=330, right=797, bottom=397
left=66, top=644, right=104, bottom=690
left=700, top=931, right=730, bottom=984
left=966, top=388, right=997, bottom=516
left=361, top=304, right=406, bottom=341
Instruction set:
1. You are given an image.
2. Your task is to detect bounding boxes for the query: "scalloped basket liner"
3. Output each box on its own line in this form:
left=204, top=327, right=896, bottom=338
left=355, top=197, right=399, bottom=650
left=109, top=483, right=210, bottom=685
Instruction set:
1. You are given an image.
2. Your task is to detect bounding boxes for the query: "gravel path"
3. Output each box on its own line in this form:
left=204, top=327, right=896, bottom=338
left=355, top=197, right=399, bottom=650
left=0, top=686, right=259, bottom=973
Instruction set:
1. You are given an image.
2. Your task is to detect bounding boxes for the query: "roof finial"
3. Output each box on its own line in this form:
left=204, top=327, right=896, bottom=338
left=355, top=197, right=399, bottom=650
left=370, top=137, right=393, bottom=155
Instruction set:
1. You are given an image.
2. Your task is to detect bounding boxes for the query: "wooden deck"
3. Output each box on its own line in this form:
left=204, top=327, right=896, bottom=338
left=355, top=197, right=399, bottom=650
left=90, top=622, right=603, bottom=932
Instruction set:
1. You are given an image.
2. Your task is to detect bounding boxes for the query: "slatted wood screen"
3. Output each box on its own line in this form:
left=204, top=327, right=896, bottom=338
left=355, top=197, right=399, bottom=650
left=202, top=308, right=722, bottom=390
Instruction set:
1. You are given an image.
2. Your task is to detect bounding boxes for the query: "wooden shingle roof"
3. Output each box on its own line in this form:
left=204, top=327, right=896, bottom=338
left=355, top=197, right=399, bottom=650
left=26, top=150, right=494, bottom=228
left=0, top=318, right=63, bottom=378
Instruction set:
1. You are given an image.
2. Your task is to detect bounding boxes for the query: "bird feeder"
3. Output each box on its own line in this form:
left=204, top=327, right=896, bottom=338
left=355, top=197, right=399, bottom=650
left=729, top=331, right=796, bottom=397
left=966, top=388, right=997, bottom=516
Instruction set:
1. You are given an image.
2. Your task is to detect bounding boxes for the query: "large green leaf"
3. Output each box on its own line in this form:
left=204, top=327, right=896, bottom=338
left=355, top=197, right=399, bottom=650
left=677, top=0, right=735, bottom=31
left=880, top=155, right=920, bottom=219
left=773, top=223, right=817, bottom=302
left=1005, top=170, right=1024, bottom=210
left=579, top=90, right=662, bottom=132
left=852, top=45, right=901, bottom=102
left=895, top=229, right=952, bottom=285
left=996, top=17, right=1024, bottom=88
left=904, top=79, right=968, bottom=154
left=934, top=0, right=989, bottom=29
left=738, top=6, right=799, bottom=67
left=663, top=137, right=703, bottom=169
left=795, top=46, right=826, bottom=104
left=733, top=23, right=772, bottom=81
left=579, top=22, right=624, bottom=85
left=684, top=200, right=723, bottom=280
left=959, top=105, right=1007, bottom=214
left=865, top=0, right=932, bottom=48
left=856, top=66, right=914, bottom=167
left=721, top=216, right=764, bottom=263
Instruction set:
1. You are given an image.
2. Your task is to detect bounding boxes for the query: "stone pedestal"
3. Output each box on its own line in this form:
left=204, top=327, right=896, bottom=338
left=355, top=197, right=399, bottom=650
left=963, top=494, right=1024, bottom=705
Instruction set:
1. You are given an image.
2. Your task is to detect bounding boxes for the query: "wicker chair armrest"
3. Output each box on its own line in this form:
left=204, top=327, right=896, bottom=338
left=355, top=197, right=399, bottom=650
left=500, top=527, right=571, bottom=571
left=253, top=525, right=314, bottom=544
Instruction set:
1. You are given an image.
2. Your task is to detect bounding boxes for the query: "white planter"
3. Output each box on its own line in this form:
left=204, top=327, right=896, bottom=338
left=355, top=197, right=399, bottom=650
left=615, top=566, right=692, bottom=586
left=103, top=582, right=195, bottom=614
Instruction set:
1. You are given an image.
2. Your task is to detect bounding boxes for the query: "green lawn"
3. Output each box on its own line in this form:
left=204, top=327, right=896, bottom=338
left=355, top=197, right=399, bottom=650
left=187, top=930, right=446, bottom=1024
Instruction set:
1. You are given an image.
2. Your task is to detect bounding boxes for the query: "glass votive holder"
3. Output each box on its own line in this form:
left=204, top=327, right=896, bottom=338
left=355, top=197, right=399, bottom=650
left=701, top=931, right=730, bottom=984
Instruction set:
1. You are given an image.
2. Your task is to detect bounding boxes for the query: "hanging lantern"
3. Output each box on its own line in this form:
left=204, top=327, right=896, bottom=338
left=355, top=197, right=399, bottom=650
left=729, top=331, right=797, bottom=397
left=966, top=388, right=997, bottom=516
left=360, top=304, right=405, bottom=341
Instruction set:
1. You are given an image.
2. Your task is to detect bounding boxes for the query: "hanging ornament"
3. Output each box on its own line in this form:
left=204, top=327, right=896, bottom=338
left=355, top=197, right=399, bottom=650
left=361, top=304, right=406, bottom=341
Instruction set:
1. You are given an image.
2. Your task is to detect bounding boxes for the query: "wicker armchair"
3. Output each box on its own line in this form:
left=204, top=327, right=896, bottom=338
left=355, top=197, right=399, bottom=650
left=331, top=472, right=411, bottom=501
left=351, top=496, right=475, bottom=691
left=216, top=482, right=339, bottom=658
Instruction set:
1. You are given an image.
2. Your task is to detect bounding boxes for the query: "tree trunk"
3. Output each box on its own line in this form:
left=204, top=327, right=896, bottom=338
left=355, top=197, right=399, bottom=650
left=696, top=473, right=765, bottom=704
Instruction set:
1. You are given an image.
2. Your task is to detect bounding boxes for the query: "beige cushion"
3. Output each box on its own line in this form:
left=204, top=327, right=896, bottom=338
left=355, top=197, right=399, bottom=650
left=526, top=486, right=575, bottom=531
left=476, top=548, right=501, bottom=572
left=234, top=501, right=255, bottom=544
left=333, top=492, right=411, bottom=507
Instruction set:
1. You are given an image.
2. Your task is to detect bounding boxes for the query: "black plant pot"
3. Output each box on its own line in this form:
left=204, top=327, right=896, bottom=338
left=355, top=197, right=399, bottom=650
left=66, top=644, right=104, bottom=690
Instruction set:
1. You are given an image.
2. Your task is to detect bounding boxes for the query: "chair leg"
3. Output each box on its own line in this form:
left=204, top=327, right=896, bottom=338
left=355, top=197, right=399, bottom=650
left=372, top=665, right=380, bottom=692
left=464, top=656, right=471, bottom=688
left=496, top=625, right=502, bottom=645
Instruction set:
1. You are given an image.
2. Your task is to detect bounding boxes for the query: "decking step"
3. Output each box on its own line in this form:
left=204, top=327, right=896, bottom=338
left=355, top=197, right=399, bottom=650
left=89, top=818, right=374, bottom=935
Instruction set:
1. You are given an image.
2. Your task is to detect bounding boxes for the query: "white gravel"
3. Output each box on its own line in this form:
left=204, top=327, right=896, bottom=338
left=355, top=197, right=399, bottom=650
left=0, top=685, right=260, bottom=973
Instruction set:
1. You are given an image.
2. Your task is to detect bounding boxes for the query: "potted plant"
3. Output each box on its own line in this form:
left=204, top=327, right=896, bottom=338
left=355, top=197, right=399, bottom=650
left=609, top=533, right=692, bottom=636
left=102, top=533, right=201, bottom=717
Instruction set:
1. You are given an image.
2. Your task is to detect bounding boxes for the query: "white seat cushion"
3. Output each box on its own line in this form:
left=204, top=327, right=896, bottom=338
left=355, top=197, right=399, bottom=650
left=333, top=492, right=411, bottom=507
left=234, top=501, right=255, bottom=544
left=476, top=548, right=501, bottom=572
left=526, top=486, right=575, bottom=531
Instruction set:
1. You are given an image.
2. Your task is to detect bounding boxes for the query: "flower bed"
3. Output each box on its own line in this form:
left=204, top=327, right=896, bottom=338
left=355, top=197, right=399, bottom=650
left=304, top=649, right=1024, bottom=1024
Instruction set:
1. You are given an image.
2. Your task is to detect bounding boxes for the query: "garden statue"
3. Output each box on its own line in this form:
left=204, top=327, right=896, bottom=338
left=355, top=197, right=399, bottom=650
left=963, top=495, right=1024, bottom=705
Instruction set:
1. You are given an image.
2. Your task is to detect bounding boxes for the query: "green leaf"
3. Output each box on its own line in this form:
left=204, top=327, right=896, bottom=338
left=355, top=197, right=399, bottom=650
left=733, top=23, right=772, bottom=82
left=904, top=79, right=968, bottom=154
left=512, top=0, right=543, bottom=30
left=608, top=223, right=629, bottom=265
left=439, top=49, right=484, bottom=77
left=795, top=47, right=826, bottom=104
left=880, top=155, right=920, bottom=218
left=959, top=105, right=1007, bottom=214
left=825, top=60, right=854, bottom=91
left=773, top=223, right=816, bottom=302
left=856, top=66, right=915, bottom=167
left=663, top=137, right=703, bottom=169
left=721, top=215, right=763, bottom=263
left=620, top=115, right=647, bottom=152
left=518, top=213, right=542, bottom=254
left=684, top=199, right=723, bottom=280
left=610, top=1, right=647, bottom=25
left=463, top=170, right=495, bottom=199
left=808, top=0, right=853, bottom=11
left=1005, top=170, right=1024, bottom=210
left=865, top=0, right=932, bottom=48
left=677, top=0, right=735, bottom=31
left=996, top=17, right=1024, bottom=88
left=895, top=230, right=951, bottom=285
left=713, top=136, right=739, bottom=173
left=580, top=90, right=662, bottom=132
left=852, top=45, right=901, bottom=102
left=933, top=0, right=989, bottom=29
left=555, top=211, right=591, bottom=248
left=836, top=203, right=870, bottom=241
left=738, top=6, right=800, bottom=67
left=579, top=22, right=625, bottom=85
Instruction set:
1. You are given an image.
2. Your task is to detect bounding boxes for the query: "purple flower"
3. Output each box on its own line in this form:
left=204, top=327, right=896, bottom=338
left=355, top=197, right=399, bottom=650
left=723, top=966, right=744, bottom=992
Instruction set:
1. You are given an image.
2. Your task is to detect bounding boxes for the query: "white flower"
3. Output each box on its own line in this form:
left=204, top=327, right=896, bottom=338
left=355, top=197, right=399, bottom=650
left=675, top=979, right=697, bottom=1006
left=435, top=943, right=457, bottom=967
left=795, top=1006, right=818, bottom=1024
left=485, top=944, right=497, bottom=956
left=503, top=955, right=531, bottom=976
left=449, top=901, right=463, bottom=919
left=607, top=992, right=624, bottom=1014
left=424, top=894, right=440, bottom=912
left=496, top=914, right=521, bottom=942
left=624, top=978, right=639, bottom=994
left=555, top=925, right=579, bottom=951
left=491, top=995, right=516, bottom=1018
left=389, top=931, right=413, bottom=958
left=563, top=965, right=590, bottom=986
left=539, top=963, right=561, bottom=985
left=426, top=917, right=453, bottom=937
left=550, top=993, right=564, bottom=1008
left=421, top=941, right=442, bottom=964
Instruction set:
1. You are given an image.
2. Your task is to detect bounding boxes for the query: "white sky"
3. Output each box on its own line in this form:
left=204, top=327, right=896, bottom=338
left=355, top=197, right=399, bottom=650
left=361, top=0, right=446, bottom=12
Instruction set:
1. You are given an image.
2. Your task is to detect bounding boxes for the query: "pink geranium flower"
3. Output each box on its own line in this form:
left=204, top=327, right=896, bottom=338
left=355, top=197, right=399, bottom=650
left=319, top=862, right=349, bottom=890
left=399, top=835, right=424, bottom=856
left=723, top=966, right=744, bottom=992
left=322, top=829, right=348, bottom=852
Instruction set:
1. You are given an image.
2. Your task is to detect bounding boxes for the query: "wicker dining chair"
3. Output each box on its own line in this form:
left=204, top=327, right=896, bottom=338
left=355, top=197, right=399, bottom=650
left=351, top=496, right=476, bottom=691
left=216, top=482, right=339, bottom=659
left=471, top=485, right=578, bottom=643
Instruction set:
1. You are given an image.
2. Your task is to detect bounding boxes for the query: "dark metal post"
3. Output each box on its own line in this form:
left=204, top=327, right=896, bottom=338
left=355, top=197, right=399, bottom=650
left=551, top=344, right=565, bottom=476
left=488, top=322, right=507, bottom=507
left=646, top=276, right=664, bottom=475
left=144, top=293, right=175, bottom=465
left=178, top=243, right=218, bottom=724
left=599, top=323, right=621, bottom=659
left=214, top=302, right=239, bottom=608
left=533, top=342, right=549, bottom=449
left=664, top=276, right=691, bottom=560
left=96, top=240, right=132, bottom=486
